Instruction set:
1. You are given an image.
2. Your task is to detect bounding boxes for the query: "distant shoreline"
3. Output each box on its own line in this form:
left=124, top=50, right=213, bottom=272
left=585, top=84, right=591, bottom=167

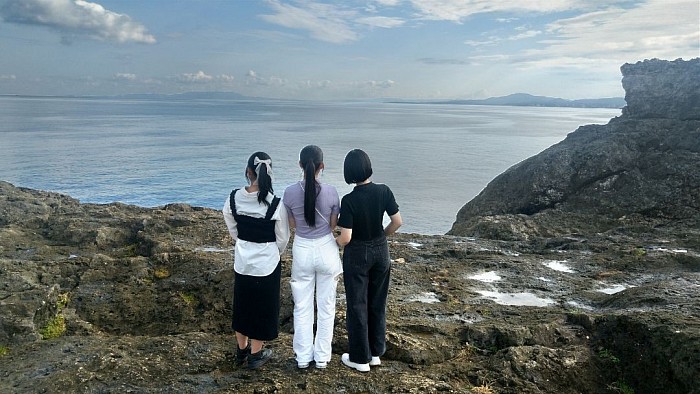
left=0, top=91, right=625, bottom=109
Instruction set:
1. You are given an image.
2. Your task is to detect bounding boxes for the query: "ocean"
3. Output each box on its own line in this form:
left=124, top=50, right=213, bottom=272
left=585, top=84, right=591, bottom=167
left=0, top=96, right=620, bottom=235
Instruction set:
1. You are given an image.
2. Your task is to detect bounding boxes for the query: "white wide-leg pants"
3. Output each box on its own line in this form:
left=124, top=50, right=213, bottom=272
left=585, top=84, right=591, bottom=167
left=291, top=233, right=343, bottom=364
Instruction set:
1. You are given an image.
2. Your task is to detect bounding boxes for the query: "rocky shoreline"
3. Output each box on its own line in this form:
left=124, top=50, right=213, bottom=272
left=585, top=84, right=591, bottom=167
left=0, top=181, right=698, bottom=393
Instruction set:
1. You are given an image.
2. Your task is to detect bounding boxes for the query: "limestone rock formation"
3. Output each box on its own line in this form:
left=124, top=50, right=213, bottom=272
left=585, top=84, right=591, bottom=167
left=449, top=58, right=700, bottom=239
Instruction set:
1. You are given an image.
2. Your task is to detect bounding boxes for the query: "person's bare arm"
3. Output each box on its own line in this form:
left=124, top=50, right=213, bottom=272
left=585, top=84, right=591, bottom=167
left=384, top=212, right=402, bottom=236
left=336, top=227, right=352, bottom=246
left=329, top=212, right=338, bottom=231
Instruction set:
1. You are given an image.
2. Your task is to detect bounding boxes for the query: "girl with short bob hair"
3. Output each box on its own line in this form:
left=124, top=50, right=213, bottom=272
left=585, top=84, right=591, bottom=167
left=335, top=148, right=402, bottom=372
left=283, top=145, right=342, bottom=369
left=223, top=151, right=290, bottom=369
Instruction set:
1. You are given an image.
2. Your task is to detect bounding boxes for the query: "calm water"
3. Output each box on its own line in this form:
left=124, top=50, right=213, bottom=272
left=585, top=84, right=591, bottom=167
left=0, top=96, right=620, bottom=234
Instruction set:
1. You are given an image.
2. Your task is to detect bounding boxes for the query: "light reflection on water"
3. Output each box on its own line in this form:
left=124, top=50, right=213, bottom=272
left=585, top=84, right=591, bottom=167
left=476, top=290, right=555, bottom=307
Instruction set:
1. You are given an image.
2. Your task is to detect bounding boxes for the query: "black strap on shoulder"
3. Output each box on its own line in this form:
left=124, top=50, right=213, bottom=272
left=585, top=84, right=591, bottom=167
left=229, top=189, right=239, bottom=215
left=265, top=196, right=281, bottom=220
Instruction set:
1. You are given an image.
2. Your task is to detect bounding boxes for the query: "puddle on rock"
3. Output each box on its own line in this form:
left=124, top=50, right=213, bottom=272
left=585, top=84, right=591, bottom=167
left=596, top=283, right=633, bottom=294
left=543, top=260, right=575, bottom=273
left=468, top=271, right=501, bottom=283
left=406, top=292, right=441, bottom=304
left=476, top=290, right=555, bottom=307
left=646, top=246, right=689, bottom=254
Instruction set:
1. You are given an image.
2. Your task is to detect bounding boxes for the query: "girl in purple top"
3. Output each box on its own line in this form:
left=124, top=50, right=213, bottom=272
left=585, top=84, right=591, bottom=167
left=283, top=145, right=342, bottom=369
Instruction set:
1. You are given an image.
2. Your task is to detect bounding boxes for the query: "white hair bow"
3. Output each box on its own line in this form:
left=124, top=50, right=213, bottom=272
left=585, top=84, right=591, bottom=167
left=254, top=157, right=273, bottom=179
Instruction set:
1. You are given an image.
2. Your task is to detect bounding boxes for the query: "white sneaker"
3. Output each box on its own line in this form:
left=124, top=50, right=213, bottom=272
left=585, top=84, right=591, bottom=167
left=297, top=361, right=310, bottom=369
left=369, top=356, right=381, bottom=366
left=315, top=361, right=328, bottom=369
left=341, top=353, right=370, bottom=372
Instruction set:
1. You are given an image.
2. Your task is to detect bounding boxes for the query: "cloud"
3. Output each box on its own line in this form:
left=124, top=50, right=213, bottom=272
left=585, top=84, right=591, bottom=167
left=464, top=29, right=541, bottom=47
left=179, top=71, right=213, bottom=83
left=519, top=0, right=700, bottom=68
left=374, top=0, right=401, bottom=6
left=259, top=0, right=358, bottom=44
left=0, top=74, right=17, bottom=80
left=0, top=0, right=156, bottom=44
left=408, top=0, right=585, bottom=22
left=175, top=71, right=235, bottom=84
left=418, top=57, right=472, bottom=65
left=245, top=70, right=287, bottom=86
left=113, top=73, right=136, bottom=81
left=356, top=16, right=405, bottom=28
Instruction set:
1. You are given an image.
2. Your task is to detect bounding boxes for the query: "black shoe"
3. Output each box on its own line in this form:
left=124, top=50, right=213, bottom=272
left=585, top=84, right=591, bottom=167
left=247, top=348, right=273, bottom=369
left=235, top=344, right=250, bottom=366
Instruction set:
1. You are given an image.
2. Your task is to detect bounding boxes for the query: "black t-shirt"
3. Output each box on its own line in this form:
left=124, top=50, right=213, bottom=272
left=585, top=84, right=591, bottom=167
left=337, top=182, right=399, bottom=241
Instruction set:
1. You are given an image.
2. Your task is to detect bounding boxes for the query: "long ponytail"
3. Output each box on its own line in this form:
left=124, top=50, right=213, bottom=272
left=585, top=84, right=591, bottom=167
left=247, top=151, right=274, bottom=206
left=299, top=145, right=323, bottom=227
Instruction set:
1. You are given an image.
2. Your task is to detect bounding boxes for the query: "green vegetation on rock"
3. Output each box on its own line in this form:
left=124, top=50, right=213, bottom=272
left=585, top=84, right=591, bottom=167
left=39, top=315, right=66, bottom=340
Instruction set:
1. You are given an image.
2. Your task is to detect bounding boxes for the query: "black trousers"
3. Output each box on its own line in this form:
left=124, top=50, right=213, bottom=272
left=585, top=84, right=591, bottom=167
left=342, top=236, right=391, bottom=364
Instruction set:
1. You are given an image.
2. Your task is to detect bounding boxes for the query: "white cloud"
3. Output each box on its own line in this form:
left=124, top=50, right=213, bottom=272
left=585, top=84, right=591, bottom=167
left=408, top=0, right=585, bottom=22
left=418, top=57, right=472, bottom=65
left=464, top=29, right=541, bottom=47
left=356, top=79, right=395, bottom=89
left=511, top=30, right=541, bottom=40
left=374, top=0, right=402, bottom=6
left=356, top=16, right=405, bottom=28
left=520, top=0, right=700, bottom=68
left=260, top=0, right=358, bottom=43
left=245, top=69, right=287, bottom=86
left=218, top=74, right=235, bottom=82
left=113, top=73, right=136, bottom=81
left=179, top=71, right=213, bottom=83
left=0, top=75, right=17, bottom=80
left=0, top=0, right=156, bottom=44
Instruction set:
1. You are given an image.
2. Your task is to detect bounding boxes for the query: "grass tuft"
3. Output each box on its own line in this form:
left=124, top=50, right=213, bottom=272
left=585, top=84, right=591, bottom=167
left=598, top=348, right=620, bottom=364
left=179, top=292, right=196, bottom=306
left=39, top=315, right=66, bottom=339
left=154, top=267, right=171, bottom=279
left=0, top=346, right=9, bottom=357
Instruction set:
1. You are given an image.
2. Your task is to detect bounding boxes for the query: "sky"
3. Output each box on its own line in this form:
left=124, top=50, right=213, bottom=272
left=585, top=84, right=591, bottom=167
left=0, top=0, right=697, bottom=100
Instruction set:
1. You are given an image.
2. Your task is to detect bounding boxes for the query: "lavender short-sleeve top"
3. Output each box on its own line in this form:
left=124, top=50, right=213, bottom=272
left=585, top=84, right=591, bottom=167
left=283, top=181, right=340, bottom=239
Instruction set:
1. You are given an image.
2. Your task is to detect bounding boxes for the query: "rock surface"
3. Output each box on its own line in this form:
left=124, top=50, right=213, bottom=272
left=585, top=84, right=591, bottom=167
left=1, top=181, right=699, bottom=394
left=449, top=58, right=700, bottom=240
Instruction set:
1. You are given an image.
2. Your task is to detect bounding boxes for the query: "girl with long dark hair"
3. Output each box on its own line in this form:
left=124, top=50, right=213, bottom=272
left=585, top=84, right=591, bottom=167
left=283, top=145, right=342, bottom=369
left=223, top=151, right=290, bottom=369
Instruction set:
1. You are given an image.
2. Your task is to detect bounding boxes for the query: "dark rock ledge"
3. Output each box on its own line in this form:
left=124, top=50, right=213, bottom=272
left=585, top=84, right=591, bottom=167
left=0, top=181, right=698, bottom=394
left=1, top=58, right=699, bottom=393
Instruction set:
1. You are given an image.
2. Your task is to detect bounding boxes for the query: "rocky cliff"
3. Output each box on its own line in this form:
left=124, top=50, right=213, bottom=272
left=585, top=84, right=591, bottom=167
left=449, top=58, right=700, bottom=241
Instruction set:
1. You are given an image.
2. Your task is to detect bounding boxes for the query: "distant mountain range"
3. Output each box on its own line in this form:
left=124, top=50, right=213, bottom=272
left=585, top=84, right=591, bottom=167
left=394, top=93, right=626, bottom=109
left=2, top=91, right=626, bottom=109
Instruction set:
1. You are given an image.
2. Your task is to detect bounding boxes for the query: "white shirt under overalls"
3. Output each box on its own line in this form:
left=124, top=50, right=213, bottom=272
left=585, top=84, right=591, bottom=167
left=223, top=188, right=290, bottom=277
